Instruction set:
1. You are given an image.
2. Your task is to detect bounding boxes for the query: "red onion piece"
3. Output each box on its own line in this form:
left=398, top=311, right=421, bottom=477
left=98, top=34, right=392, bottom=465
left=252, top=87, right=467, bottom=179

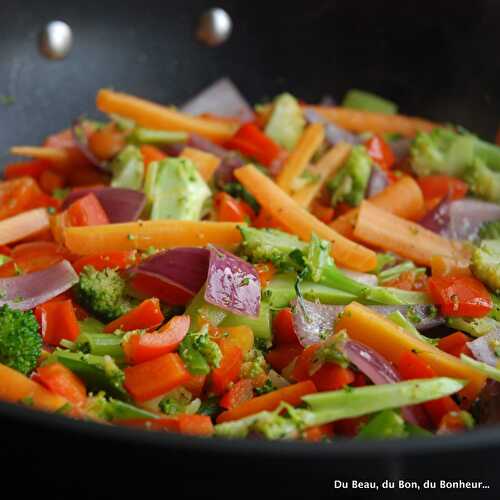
left=303, top=108, right=360, bottom=145
left=62, top=187, right=146, bottom=223
left=419, top=196, right=452, bottom=235
left=366, top=166, right=389, bottom=198
left=467, top=329, right=500, bottom=367
left=181, top=78, right=254, bottom=123
left=72, top=119, right=109, bottom=171
left=188, top=133, right=230, bottom=158
left=129, top=248, right=210, bottom=303
left=0, top=260, right=78, bottom=311
left=204, top=246, right=260, bottom=317
left=447, top=199, right=500, bottom=241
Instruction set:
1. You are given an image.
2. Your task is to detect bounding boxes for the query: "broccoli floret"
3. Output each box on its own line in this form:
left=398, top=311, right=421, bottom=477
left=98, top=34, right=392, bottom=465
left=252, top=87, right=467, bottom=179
left=0, top=305, right=41, bottom=375
left=471, top=240, right=500, bottom=294
left=327, top=145, right=372, bottom=207
left=85, top=392, right=157, bottom=422
left=179, top=325, right=222, bottom=376
left=463, top=159, right=500, bottom=203
left=478, top=221, right=500, bottom=241
left=74, top=266, right=134, bottom=322
left=159, top=387, right=193, bottom=415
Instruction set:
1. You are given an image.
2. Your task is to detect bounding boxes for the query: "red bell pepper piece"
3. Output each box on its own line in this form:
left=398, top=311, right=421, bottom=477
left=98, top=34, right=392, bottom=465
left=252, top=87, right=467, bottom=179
left=220, top=378, right=254, bottom=410
left=36, top=362, right=87, bottom=406
left=292, top=344, right=321, bottom=381
left=225, top=123, right=282, bottom=167
left=438, top=411, right=470, bottom=433
left=265, top=344, right=302, bottom=372
left=130, top=273, right=194, bottom=306
left=311, top=202, right=335, bottom=224
left=66, top=193, right=110, bottom=227
left=124, top=352, right=191, bottom=402
left=140, top=144, right=167, bottom=167
left=438, top=332, right=473, bottom=358
left=177, top=414, right=214, bottom=436
left=122, top=315, right=190, bottom=365
left=214, top=192, right=255, bottom=223
left=417, top=175, right=468, bottom=201
left=398, top=351, right=459, bottom=427
left=303, top=423, right=334, bottom=442
left=104, top=298, right=165, bottom=333
left=35, top=299, right=80, bottom=346
left=4, top=159, right=51, bottom=180
left=311, top=363, right=355, bottom=392
left=211, top=339, right=243, bottom=395
left=39, top=170, right=65, bottom=194
left=0, top=177, right=44, bottom=221
left=334, top=416, right=369, bottom=437
left=255, top=262, right=276, bottom=288
left=73, top=251, right=136, bottom=274
left=364, top=135, right=395, bottom=170
left=273, top=308, right=300, bottom=346
left=427, top=275, right=493, bottom=317
left=184, top=374, right=207, bottom=398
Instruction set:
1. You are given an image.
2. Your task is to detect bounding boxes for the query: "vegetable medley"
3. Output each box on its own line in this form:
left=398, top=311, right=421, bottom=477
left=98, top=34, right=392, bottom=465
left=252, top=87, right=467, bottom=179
left=1, top=79, right=500, bottom=441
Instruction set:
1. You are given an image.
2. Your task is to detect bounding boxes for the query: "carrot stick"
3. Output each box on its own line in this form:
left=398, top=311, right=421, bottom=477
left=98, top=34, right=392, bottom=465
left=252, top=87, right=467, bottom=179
left=306, top=106, right=438, bottom=137
left=0, top=208, right=50, bottom=245
left=180, top=147, right=221, bottom=181
left=234, top=164, right=377, bottom=271
left=335, top=302, right=486, bottom=404
left=331, top=176, right=425, bottom=238
left=10, top=146, right=69, bottom=165
left=276, top=123, right=325, bottom=193
left=292, top=143, right=352, bottom=208
left=353, top=201, right=466, bottom=267
left=0, top=363, right=69, bottom=412
left=64, top=220, right=241, bottom=255
left=216, top=380, right=317, bottom=423
left=97, top=89, right=237, bottom=143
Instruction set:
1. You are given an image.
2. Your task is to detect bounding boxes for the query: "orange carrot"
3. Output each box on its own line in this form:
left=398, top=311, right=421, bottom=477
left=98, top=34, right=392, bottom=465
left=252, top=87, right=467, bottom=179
left=330, top=176, right=425, bottom=238
left=0, top=208, right=50, bottom=246
left=292, top=143, right=352, bottom=208
left=306, top=106, right=438, bottom=137
left=0, top=363, right=69, bottom=412
left=64, top=220, right=241, bottom=255
left=431, top=255, right=472, bottom=278
left=234, top=164, right=377, bottom=271
left=36, top=362, right=87, bottom=406
left=276, top=123, right=325, bottom=193
left=96, top=89, right=237, bottom=143
left=335, top=302, right=485, bottom=405
left=212, top=325, right=254, bottom=355
left=9, top=146, right=69, bottom=164
left=180, top=147, right=221, bottom=181
left=353, top=201, right=466, bottom=267
left=216, top=380, right=317, bottom=423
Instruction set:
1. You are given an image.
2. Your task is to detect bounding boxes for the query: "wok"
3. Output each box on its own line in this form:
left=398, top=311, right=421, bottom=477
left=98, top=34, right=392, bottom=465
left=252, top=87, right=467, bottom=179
left=1, top=0, right=499, bottom=497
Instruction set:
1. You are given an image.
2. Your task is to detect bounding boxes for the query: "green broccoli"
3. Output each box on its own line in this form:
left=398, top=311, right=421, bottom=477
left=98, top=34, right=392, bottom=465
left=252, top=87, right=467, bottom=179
left=471, top=240, right=500, bottom=293
left=159, top=387, right=193, bottom=415
left=447, top=316, right=499, bottom=337
left=327, top=145, right=372, bottom=207
left=179, top=325, right=222, bottom=376
left=264, top=93, right=305, bottom=151
left=0, top=305, right=42, bottom=375
left=463, top=159, right=500, bottom=203
left=478, top=220, right=500, bottom=241
left=342, top=89, right=398, bottom=115
left=110, top=144, right=144, bottom=190
left=85, top=392, right=157, bottom=422
left=74, top=265, right=134, bottom=322
left=144, top=158, right=211, bottom=220
left=128, top=127, right=188, bottom=145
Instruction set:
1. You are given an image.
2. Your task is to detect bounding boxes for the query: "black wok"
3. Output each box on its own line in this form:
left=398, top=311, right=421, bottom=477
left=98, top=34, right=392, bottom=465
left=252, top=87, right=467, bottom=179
left=1, top=0, right=499, bottom=497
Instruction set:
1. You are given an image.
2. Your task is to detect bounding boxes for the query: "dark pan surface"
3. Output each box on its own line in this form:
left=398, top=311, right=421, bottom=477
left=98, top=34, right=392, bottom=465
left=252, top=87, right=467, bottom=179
left=1, top=0, right=500, bottom=496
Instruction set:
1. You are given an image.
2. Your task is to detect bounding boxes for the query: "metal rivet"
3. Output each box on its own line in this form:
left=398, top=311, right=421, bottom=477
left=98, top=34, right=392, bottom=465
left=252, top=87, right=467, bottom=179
left=197, top=8, right=232, bottom=47
left=39, top=21, right=73, bottom=60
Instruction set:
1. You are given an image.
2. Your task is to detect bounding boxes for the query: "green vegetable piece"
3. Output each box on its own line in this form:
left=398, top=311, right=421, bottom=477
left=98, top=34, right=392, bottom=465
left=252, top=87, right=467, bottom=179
left=78, top=317, right=105, bottom=335
left=460, top=354, right=500, bottom=382
left=128, top=127, right=188, bottom=145
left=305, top=234, right=331, bottom=283
left=478, top=220, right=500, bottom=241
left=86, top=392, right=158, bottom=421
left=328, top=145, right=372, bottom=207
left=159, top=387, right=193, bottom=415
left=357, top=410, right=407, bottom=439
left=185, top=287, right=227, bottom=329
left=198, top=396, right=222, bottom=417
left=222, top=182, right=260, bottom=214
left=219, top=300, right=272, bottom=343
left=76, top=332, right=125, bottom=363
left=342, top=89, right=397, bottom=115
left=387, top=310, right=437, bottom=346
left=447, top=316, right=499, bottom=338
left=146, top=158, right=211, bottom=220
left=179, top=325, right=222, bottom=376
left=74, top=265, right=135, bottom=323
left=374, top=253, right=397, bottom=274
left=0, top=254, right=12, bottom=266
left=464, top=159, right=500, bottom=203
left=51, top=350, right=129, bottom=400
left=378, top=261, right=416, bottom=283
left=264, top=93, right=305, bottom=151
left=0, top=305, right=42, bottom=375
left=405, top=423, right=432, bottom=438
left=471, top=239, right=500, bottom=293
left=491, top=294, right=500, bottom=321
left=110, top=144, right=144, bottom=190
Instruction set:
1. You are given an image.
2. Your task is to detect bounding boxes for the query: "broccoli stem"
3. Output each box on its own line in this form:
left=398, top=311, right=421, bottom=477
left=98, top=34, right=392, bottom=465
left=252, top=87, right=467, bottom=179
left=475, top=139, right=500, bottom=172
left=357, top=410, right=407, bottom=439
left=76, top=333, right=125, bottom=363
left=129, top=128, right=188, bottom=145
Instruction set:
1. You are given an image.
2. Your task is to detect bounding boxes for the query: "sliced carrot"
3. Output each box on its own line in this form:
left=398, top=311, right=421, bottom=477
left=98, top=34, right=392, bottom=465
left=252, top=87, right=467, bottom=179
left=255, top=262, right=276, bottom=288
left=180, top=147, right=220, bottom=181
left=216, top=380, right=317, bottom=423
left=430, top=255, right=471, bottom=278
left=9, top=146, right=70, bottom=165
left=88, top=123, right=126, bottom=160
left=276, top=123, right=325, bottom=193
left=64, top=220, right=241, bottom=255
left=0, top=208, right=50, bottom=246
left=335, top=302, right=486, bottom=405
left=36, top=362, right=87, bottom=406
left=0, top=363, right=69, bottom=412
left=353, top=201, right=466, bottom=267
left=97, top=89, right=237, bottom=143
left=234, top=164, right=377, bottom=271
left=104, top=298, right=165, bottom=333
left=307, top=106, right=437, bottom=137
left=330, top=176, right=425, bottom=239
left=292, top=143, right=352, bottom=208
